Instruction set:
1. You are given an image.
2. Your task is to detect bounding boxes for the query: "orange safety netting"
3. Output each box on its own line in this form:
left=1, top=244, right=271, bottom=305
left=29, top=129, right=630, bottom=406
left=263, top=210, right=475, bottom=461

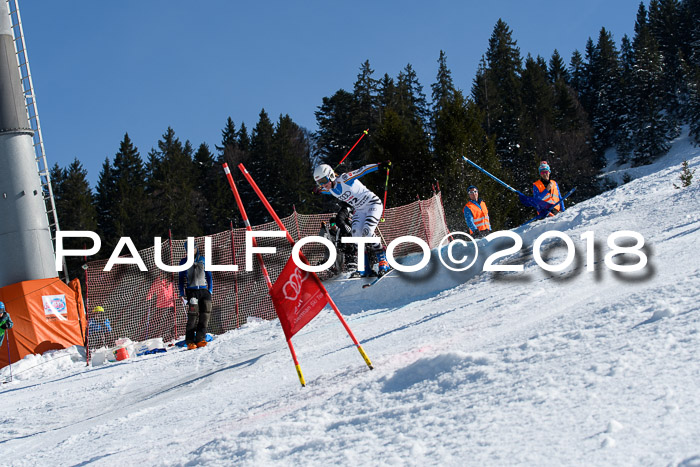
left=84, top=192, right=449, bottom=352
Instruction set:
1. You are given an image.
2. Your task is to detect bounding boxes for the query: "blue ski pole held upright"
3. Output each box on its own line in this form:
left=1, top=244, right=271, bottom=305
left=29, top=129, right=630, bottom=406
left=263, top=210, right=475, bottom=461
left=461, top=156, right=552, bottom=212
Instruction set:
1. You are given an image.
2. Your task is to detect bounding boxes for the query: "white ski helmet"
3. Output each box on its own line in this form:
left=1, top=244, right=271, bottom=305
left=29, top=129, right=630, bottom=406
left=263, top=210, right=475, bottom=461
left=313, top=164, right=336, bottom=185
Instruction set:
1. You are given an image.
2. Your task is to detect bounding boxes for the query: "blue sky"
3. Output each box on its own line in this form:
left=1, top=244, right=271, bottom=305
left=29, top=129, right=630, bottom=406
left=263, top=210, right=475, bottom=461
left=17, top=0, right=643, bottom=187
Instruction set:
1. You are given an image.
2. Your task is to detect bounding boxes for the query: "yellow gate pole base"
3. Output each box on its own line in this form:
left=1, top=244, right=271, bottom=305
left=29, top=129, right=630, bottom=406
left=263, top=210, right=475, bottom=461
left=296, top=364, right=306, bottom=387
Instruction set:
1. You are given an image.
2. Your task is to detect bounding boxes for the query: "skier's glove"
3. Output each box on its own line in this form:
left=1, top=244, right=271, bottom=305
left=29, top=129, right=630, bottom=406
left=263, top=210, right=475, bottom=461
left=379, top=160, right=391, bottom=169
left=312, top=186, right=322, bottom=195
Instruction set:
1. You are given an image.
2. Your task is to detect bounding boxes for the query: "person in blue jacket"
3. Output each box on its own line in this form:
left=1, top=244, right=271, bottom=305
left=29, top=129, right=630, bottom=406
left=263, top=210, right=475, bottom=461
left=178, top=240, right=213, bottom=350
left=533, top=161, right=565, bottom=217
left=463, top=185, right=491, bottom=238
left=88, top=306, right=112, bottom=347
left=0, top=302, right=13, bottom=347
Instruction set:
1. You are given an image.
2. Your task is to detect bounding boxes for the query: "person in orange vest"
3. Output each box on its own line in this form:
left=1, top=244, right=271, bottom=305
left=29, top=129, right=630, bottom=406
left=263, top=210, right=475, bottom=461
left=463, top=185, right=491, bottom=238
left=533, top=161, right=565, bottom=217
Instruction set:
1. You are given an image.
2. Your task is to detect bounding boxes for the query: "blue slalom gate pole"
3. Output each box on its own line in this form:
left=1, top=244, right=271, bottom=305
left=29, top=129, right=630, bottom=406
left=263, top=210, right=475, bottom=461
left=461, top=156, right=552, bottom=212
left=461, top=156, right=525, bottom=196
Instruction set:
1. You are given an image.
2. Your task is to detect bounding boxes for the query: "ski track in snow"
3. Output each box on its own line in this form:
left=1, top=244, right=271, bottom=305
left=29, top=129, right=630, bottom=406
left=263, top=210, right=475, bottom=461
left=1, top=130, right=700, bottom=466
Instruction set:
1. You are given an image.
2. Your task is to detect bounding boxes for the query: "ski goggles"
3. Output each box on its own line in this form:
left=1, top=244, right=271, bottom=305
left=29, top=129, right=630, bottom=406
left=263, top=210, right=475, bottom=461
left=316, top=176, right=332, bottom=186
left=468, top=188, right=478, bottom=194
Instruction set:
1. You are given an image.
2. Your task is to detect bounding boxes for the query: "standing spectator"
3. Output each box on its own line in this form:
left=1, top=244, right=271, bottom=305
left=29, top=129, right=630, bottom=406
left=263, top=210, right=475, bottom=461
left=463, top=185, right=491, bottom=238
left=533, top=161, right=565, bottom=217
left=0, top=302, right=13, bottom=347
left=146, top=276, right=175, bottom=339
left=88, top=305, right=111, bottom=348
left=178, top=241, right=213, bottom=350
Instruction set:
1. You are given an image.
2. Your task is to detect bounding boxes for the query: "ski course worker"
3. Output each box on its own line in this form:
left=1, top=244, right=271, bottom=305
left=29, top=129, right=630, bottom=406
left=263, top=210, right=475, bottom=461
left=178, top=241, right=213, bottom=350
left=313, top=162, right=391, bottom=277
left=463, top=185, right=491, bottom=238
left=533, top=161, right=565, bottom=217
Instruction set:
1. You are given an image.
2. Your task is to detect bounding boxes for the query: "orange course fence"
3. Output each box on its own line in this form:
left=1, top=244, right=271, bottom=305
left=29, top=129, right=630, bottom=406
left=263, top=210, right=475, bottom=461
left=84, top=192, right=450, bottom=352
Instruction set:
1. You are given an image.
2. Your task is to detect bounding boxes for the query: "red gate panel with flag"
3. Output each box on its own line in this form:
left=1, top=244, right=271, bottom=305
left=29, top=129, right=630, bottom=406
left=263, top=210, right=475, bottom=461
left=270, top=256, right=327, bottom=339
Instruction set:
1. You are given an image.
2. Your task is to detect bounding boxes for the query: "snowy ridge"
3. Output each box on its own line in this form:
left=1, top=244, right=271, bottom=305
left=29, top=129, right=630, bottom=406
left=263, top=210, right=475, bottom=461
left=1, top=133, right=699, bottom=465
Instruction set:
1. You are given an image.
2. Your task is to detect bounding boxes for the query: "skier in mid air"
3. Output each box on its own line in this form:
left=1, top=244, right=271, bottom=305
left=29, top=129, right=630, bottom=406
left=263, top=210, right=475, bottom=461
left=313, top=162, right=391, bottom=277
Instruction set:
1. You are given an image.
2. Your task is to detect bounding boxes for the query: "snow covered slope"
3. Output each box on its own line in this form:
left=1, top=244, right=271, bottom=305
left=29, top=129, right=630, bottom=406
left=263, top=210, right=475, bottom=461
left=1, top=133, right=699, bottom=466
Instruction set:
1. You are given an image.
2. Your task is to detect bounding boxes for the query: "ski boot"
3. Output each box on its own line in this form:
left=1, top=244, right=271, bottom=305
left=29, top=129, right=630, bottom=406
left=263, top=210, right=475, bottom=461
left=352, top=250, right=376, bottom=278
left=363, top=250, right=378, bottom=278
left=346, top=247, right=360, bottom=278
left=376, top=250, right=390, bottom=277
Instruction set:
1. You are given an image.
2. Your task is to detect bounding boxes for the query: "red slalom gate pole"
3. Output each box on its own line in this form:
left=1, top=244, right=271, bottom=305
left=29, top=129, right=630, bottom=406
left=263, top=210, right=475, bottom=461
left=237, top=163, right=373, bottom=371
left=222, top=163, right=307, bottom=386
left=335, top=129, right=369, bottom=169
left=380, top=165, right=390, bottom=222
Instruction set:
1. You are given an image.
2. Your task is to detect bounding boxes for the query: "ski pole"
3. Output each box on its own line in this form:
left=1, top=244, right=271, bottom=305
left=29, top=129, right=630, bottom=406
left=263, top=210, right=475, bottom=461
left=380, top=163, right=391, bottom=222
left=462, top=156, right=525, bottom=197
left=145, top=300, right=152, bottom=341
left=5, top=330, right=12, bottom=383
left=335, top=129, right=369, bottom=170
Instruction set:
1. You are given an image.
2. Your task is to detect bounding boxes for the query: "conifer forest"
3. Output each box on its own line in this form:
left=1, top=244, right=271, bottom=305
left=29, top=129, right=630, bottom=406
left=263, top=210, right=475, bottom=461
left=50, top=1, right=700, bottom=282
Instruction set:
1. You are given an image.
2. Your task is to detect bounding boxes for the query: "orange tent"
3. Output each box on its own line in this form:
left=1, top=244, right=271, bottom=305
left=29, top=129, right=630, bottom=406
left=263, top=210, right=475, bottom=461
left=0, top=277, right=86, bottom=369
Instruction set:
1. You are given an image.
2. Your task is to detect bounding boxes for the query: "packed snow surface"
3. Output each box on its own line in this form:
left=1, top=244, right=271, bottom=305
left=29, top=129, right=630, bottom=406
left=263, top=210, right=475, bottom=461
left=2, top=131, right=699, bottom=466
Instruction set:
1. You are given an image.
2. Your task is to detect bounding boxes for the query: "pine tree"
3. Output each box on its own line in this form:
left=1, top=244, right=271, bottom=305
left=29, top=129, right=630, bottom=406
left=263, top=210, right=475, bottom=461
left=94, top=157, right=118, bottom=252
left=215, top=117, right=237, bottom=157
left=521, top=54, right=555, bottom=138
left=548, top=49, right=570, bottom=84
left=631, top=4, right=673, bottom=165
left=673, top=160, right=695, bottom=188
left=682, top=0, right=700, bottom=143
left=589, top=28, right=623, bottom=154
left=110, top=133, right=149, bottom=249
left=269, top=114, right=318, bottom=216
left=238, top=123, right=251, bottom=153
left=476, top=20, right=525, bottom=187
left=398, top=63, right=430, bottom=126
left=192, top=142, right=235, bottom=234
left=213, top=118, right=252, bottom=229
left=519, top=53, right=599, bottom=205
left=314, top=89, right=357, bottom=165
left=568, top=50, right=587, bottom=98
left=648, top=0, right=686, bottom=123
left=351, top=60, right=380, bottom=165
left=615, top=35, right=636, bottom=163
left=679, top=0, right=700, bottom=69
left=432, top=50, right=457, bottom=138
left=434, top=91, right=501, bottom=230
left=372, top=64, right=432, bottom=205
left=688, top=67, right=700, bottom=143
left=578, top=38, right=598, bottom=116
left=377, top=74, right=397, bottom=113
left=51, top=159, right=97, bottom=281
left=146, top=127, right=201, bottom=238
left=246, top=109, right=275, bottom=224
left=519, top=55, right=557, bottom=190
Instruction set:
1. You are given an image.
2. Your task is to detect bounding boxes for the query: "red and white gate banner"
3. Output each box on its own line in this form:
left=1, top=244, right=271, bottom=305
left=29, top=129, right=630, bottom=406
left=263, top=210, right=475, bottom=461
left=270, top=256, right=327, bottom=339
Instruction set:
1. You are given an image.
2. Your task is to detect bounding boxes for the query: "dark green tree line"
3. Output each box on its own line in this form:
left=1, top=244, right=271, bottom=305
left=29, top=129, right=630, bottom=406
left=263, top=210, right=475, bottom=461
left=50, top=0, right=700, bottom=271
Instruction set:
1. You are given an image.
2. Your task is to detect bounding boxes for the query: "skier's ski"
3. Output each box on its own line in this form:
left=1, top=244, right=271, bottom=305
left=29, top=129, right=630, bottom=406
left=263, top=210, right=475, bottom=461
left=362, top=268, right=395, bottom=288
